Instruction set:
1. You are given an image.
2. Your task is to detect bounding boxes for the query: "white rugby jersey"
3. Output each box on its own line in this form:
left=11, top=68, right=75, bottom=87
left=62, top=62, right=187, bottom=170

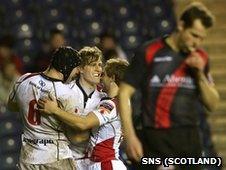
left=8, top=73, right=77, bottom=164
left=69, top=79, right=106, bottom=159
left=87, top=97, right=123, bottom=162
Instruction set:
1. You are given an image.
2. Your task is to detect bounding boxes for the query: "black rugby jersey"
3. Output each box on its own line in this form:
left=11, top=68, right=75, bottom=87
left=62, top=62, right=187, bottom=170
left=123, top=37, right=210, bottom=129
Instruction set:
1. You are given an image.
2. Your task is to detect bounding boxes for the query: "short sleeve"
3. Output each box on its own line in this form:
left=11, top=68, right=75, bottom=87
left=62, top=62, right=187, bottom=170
left=92, top=99, right=117, bottom=126
left=8, top=73, right=31, bottom=102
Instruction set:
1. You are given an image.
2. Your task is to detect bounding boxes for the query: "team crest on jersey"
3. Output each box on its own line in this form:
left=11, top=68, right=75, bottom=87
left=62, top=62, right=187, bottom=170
left=39, top=80, right=46, bottom=87
left=98, top=102, right=113, bottom=114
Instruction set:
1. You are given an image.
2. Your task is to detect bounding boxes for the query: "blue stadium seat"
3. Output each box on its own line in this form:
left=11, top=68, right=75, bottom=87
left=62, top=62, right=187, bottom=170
left=0, top=120, right=23, bottom=137
left=120, top=19, right=140, bottom=35
left=114, top=5, right=132, bottom=20
left=121, top=35, right=142, bottom=51
left=85, top=20, right=104, bottom=36
left=155, top=19, right=174, bottom=36
left=0, top=0, right=176, bottom=70
left=81, top=6, right=97, bottom=20
left=40, top=7, right=69, bottom=25
left=12, top=23, right=34, bottom=39
left=0, top=152, right=19, bottom=170
left=37, top=0, right=62, bottom=7
left=0, top=135, right=21, bottom=154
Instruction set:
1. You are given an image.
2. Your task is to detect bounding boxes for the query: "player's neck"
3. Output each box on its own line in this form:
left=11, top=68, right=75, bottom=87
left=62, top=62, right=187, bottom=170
left=107, top=82, right=118, bottom=98
left=79, top=78, right=95, bottom=95
left=43, top=68, right=63, bottom=81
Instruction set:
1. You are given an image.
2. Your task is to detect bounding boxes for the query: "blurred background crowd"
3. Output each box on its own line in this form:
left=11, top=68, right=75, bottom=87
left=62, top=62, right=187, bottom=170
left=0, top=0, right=225, bottom=169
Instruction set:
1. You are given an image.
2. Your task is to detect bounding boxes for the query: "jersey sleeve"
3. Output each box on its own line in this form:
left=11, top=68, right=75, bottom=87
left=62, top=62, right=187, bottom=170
left=8, top=73, right=31, bottom=102
left=92, top=99, right=117, bottom=126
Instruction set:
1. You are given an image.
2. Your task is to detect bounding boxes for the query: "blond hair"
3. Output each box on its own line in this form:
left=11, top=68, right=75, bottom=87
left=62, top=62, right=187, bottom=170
left=78, top=46, right=103, bottom=67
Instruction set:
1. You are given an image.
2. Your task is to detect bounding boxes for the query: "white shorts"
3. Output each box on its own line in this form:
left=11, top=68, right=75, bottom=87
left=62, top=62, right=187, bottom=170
left=88, top=160, right=127, bottom=170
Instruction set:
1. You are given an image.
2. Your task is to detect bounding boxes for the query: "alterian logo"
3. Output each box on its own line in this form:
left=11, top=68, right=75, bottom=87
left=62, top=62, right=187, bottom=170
left=150, top=75, right=196, bottom=89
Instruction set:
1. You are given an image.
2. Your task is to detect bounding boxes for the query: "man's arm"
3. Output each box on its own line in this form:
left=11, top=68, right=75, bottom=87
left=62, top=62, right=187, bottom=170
left=196, top=71, right=220, bottom=111
left=186, top=52, right=220, bottom=111
left=38, top=98, right=99, bottom=131
left=118, top=82, right=143, bottom=162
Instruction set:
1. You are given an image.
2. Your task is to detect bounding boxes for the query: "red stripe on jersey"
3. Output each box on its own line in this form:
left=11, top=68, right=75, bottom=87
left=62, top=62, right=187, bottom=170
left=196, top=48, right=208, bottom=65
left=145, top=39, right=164, bottom=64
left=101, top=161, right=113, bottom=170
left=155, top=62, right=187, bottom=128
left=91, top=137, right=115, bottom=162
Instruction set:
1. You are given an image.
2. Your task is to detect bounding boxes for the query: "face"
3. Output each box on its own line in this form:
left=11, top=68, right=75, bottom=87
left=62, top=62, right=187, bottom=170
left=101, top=71, right=112, bottom=91
left=178, top=19, right=207, bottom=53
left=80, top=58, right=103, bottom=86
left=102, top=37, right=116, bottom=50
left=50, top=34, right=65, bottom=50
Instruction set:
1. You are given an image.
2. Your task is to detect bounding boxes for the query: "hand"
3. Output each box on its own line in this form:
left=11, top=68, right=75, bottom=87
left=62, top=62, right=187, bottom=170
left=37, top=98, right=59, bottom=115
left=185, top=52, right=205, bottom=71
left=125, top=134, right=143, bottom=162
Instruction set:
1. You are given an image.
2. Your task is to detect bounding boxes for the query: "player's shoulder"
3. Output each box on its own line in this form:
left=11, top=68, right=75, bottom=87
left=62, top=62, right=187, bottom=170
left=55, top=83, right=75, bottom=95
left=142, top=37, right=164, bottom=50
left=196, top=48, right=208, bottom=58
left=17, top=72, right=40, bottom=82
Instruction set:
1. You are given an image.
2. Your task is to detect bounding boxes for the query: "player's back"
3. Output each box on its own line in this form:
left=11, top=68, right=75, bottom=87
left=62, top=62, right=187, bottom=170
left=11, top=72, right=76, bottom=164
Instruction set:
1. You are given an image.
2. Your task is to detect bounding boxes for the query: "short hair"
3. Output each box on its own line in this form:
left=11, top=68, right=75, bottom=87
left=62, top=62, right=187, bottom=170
left=104, top=58, right=129, bottom=85
left=180, top=2, right=215, bottom=29
left=78, top=46, right=103, bottom=67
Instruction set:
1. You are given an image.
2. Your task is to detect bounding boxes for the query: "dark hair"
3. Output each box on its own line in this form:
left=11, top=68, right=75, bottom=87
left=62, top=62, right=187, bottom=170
left=180, top=2, right=215, bottom=29
left=51, top=46, right=81, bottom=82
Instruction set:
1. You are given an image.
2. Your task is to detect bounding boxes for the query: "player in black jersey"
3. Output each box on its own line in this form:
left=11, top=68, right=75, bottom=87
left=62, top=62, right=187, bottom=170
left=119, top=2, right=220, bottom=170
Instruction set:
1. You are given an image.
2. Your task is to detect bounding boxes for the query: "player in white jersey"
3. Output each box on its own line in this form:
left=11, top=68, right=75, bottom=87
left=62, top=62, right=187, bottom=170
left=66, top=46, right=105, bottom=169
left=7, top=47, right=81, bottom=170
left=38, top=58, right=129, bottom=170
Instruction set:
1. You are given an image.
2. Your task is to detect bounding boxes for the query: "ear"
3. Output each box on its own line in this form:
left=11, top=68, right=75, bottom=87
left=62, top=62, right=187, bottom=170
left=177, top=20, right=185, bottom=32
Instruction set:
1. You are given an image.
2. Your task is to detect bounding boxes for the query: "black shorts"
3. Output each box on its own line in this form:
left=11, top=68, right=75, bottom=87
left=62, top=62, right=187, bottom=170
left=133, top=127, right=202, bottom=170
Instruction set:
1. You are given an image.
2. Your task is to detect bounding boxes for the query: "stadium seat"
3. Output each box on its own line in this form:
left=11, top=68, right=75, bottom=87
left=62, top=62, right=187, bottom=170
left=0, top=152, right=19, bottom=170
left=0, top=135, right=21, bottom=154
left=155, top=19, right=174, bottom=36
left=121, top=35, right=142, bottom=51
left=12, top=23, right=34, bottom=39
left=0, top=120, right=22, bottom=137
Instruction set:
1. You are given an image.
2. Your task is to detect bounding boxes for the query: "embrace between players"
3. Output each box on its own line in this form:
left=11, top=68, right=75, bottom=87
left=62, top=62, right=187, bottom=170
left=7, top=46, right=128, bottom=170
